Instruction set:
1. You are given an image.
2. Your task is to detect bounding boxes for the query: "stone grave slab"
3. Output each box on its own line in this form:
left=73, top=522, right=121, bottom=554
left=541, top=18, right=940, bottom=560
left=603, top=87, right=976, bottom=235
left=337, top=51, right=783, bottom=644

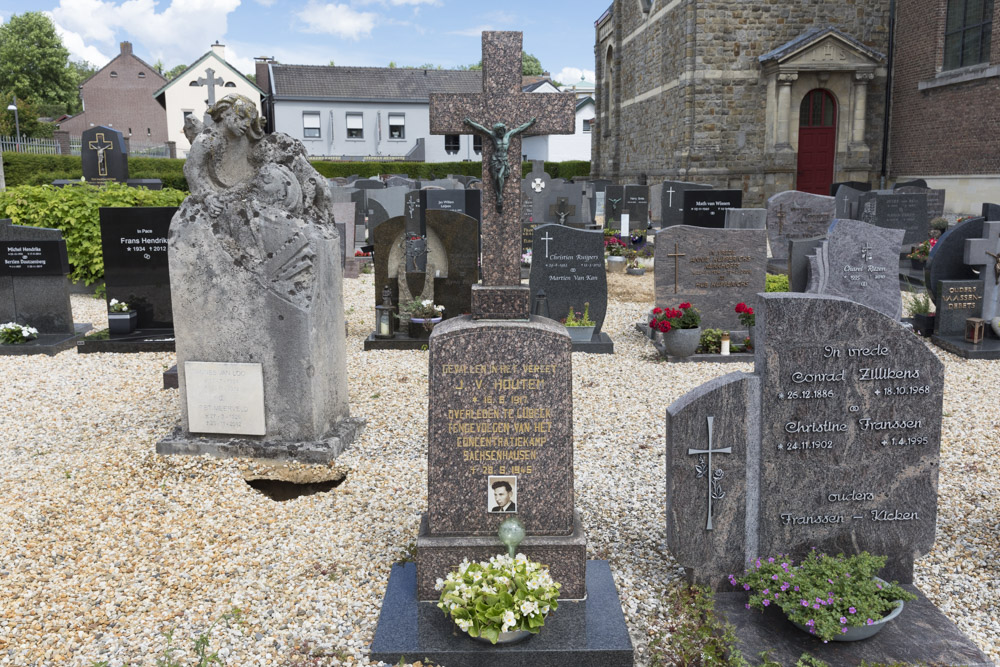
left=661, top=181, right=712, bottom=228
left=653, top=225, right=767, bottom=331
left=352, top=178, right=385, bottom=190
left=858, top=191, right=929, bottom=247
left=364, top=186, right=408, bottom=239
left=896, top=186, right=946, bottom=222
left=724, top=208, right=767, bottom=230
left=539, top=181, right=586, bottom=225
left=385, top=176, right=418, bottom=189
left=982, top=203, right=1000, bottom=221
left=623, top=185, right=650, bottom=227
left=682, top=189, right=742, bottom=228
left=648, top=180, right=663, bottom=225
left=926, top=217, right=984, bottom=310
left=521, top=160, right=551, bottom=224
left=82, top=126, right=128, bottom=183
left=767, top=191, right=836, bottom=263
left=834, top=185, right=867, bottom=220
left=934, top=280, right=984, bottom=335
left=787, top=235, right=827, bottom=292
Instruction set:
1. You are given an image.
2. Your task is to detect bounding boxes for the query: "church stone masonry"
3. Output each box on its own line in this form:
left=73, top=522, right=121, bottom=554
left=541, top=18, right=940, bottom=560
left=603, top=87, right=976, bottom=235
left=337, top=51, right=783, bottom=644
left=593, top=1, right=890, bottom=206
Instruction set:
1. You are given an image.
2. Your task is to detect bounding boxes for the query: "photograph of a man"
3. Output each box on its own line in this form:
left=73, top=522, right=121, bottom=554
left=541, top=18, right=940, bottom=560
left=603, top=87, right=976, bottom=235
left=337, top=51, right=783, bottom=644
left=488, top=476, right=517, bottom=513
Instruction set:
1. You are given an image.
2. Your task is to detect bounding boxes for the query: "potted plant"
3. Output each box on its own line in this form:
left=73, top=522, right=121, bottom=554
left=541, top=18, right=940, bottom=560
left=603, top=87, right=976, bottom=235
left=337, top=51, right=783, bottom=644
left=625, top=249, right=645, bottom=276
left=562, top=302, right=595, bottom=342
left=108, top=298, right=138, bottom=335
left=907, top=238, right=936, bottom=271
left=404, top=299, right=444, bottom=338
left=908, top=288, right=935, bottom=337
left=735, top=301, right=756, bottom=349
left=650, top=302, right=701, bottom=358
left=436, top=552, right=561, bottom=645
left=929, top=216, right=949, bottom=239
left=731, top=550, right=916, bottom=643
left=605, top=236, right=627, bottom=273
left=0, top=321, right=39, bottom=345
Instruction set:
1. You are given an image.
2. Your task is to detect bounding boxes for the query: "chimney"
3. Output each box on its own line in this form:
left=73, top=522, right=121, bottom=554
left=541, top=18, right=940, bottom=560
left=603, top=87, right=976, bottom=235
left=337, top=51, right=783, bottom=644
left=211, top=40, right=225, bottom=59
left=120, top=41, right=132, bottom=56
left=254, top=57, right=274, bottom=94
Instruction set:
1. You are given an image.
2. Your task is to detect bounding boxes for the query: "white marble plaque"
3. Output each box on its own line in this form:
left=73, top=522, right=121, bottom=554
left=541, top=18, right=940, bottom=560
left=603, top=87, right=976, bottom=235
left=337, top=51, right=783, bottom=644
left=184, top=361, right=266, bottom=435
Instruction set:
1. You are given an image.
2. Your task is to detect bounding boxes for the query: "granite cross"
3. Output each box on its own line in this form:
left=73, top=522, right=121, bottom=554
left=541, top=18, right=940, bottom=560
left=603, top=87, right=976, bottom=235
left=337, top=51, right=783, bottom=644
left=197, top=67, right=225, bottom=106
left=687, top=416, right=731, bottom=531
left=964, top=220, right=1000, bottom=320
left=429, top=31, right=574, bottom=318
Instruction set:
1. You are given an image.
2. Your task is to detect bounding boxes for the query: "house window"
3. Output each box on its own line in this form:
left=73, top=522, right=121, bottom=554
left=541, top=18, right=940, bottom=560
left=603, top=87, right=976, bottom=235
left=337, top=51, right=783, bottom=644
left=445, top=134, right=460, bottom=154
left=388, top=113, right=405, bottom=139
left=110, top=71, right=118, bottom=78
left=944, top=0, right=994, bottom=70
left=473, top=134, right=482, bottom=154
left=583, top=119, right=592, bottom=133
left=183, top=110, right=194, bottom=128
left=303, top=111, right=321, bottom=138
left=138, top=72, right=145, bottom=78
left=225, top=82, right=236, bottom=87
left=346, top=113, right=364, bottom=139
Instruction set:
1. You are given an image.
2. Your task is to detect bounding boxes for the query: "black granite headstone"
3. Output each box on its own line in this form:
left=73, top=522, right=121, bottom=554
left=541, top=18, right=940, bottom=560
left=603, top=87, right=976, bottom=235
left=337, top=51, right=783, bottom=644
left=100, top=207, right=174, bottom=329
left=982, top=203, right=1000, bottom=221
left=935, top=279, right=983, bottom=335
left=528, top=224, right=608, bottom=336
left=926, top=217, right=984, bottom=310
left=661, top=181, right=712, bottom=228
left=82, top=126, right=128, bottom=183
left=0, top=220, right=74, bottom=333
left=682, top=190, right=743, bottom=228
left=623, top=185, right=650, bottom=226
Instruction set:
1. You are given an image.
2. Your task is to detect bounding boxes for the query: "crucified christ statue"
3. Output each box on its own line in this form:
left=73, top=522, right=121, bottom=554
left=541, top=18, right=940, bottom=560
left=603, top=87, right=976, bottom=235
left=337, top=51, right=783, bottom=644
left=464, top=117, right=535, bottom=214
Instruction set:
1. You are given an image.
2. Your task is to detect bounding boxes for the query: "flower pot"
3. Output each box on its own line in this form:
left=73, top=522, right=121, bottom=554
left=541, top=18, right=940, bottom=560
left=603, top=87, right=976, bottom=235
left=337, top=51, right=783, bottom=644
left=606, top=256, right=626, bottom=273
left=565, top=325, right=595, bottom=343
left=910, top=257, right=925, bottom=271
left=108, top=310, right=137, bottom=335
left=469, top=627, right=536, bottom=645
left=662, top=326, right=701, bottom=358
left=626, top=267, right=645, bottom=276
left=911, top=312, right=935, bottom=337
left=408, top=316, right=442, bottom=339
left=791, top=597, right=905, bottom=642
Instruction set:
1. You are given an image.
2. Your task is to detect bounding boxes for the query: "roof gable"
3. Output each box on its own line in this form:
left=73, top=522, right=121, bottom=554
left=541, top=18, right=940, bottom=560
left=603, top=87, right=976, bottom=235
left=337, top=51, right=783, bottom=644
left=81, top=49, right=167, bottom=88
left=759, top=27, right=884, bottom=71
left=154, top=50, right=263, bottom=100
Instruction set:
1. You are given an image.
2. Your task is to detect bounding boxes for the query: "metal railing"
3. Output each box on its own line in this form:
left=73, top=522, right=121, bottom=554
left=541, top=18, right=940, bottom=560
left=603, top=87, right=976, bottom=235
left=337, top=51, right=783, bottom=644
left=0, top=135, right=62, bottom=153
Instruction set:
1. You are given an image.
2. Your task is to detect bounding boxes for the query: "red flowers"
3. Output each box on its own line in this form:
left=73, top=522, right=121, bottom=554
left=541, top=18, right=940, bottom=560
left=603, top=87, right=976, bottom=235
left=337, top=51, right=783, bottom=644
left=650, top=302, right=701, bottom=331
left=679, top=302, right=691, bottom=309
left=735, top=302, right=753, bottom=315
left=735, top=302, right=756, bottom=327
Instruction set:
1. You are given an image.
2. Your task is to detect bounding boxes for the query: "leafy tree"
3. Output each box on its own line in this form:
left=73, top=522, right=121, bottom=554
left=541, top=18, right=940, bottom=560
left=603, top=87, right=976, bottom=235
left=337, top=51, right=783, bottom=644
left=153, top=58, right=164, bottom=75
left=459, top=51, right=544, bottom=75
left=163, top=64, right=188, bottom=81
left=0, top=96, right=54, bottom=138
left=0, top=13, right=77, bottom=114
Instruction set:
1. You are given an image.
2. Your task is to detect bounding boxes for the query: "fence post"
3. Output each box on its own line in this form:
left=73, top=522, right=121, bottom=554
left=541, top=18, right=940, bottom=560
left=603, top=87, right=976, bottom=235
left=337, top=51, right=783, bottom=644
left=53, top=130, right=71, bottom=156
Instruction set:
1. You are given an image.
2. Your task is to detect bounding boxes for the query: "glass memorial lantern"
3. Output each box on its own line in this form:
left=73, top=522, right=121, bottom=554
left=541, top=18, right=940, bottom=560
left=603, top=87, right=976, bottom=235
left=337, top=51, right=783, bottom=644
left=375, top=285, right=396, bottom=339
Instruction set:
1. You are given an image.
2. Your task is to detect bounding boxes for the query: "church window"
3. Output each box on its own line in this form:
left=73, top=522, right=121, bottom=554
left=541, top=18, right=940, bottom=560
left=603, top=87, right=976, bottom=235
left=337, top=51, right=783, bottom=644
left=110, top=71, right=118, bottom=78
left=224, top=82, right=236, bottom=87
left=138, top=72, right=145, bottom=78
left=944, top=0, right=994, bottom=70
left=799, top=89, right=836, bottom=127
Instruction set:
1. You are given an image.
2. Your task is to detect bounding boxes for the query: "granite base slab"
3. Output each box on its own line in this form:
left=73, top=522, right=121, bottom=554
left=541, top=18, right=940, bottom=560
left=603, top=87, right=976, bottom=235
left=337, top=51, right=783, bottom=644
left=572, top=331, right=614, bottom=354
left=76, top=328, right=176, bottom=354
left=363, top=332, right=437, bottom=350
left=370, top=560, right=634, bottom=667
left=930, top=334, right=1000, bottom=359
left=417, top=510, right=587, bottom=601
left=155, top=418, right=365, bottom=463
left=0, top=323, right=91, bottom=356
left=714, top=588, right=991, bottom=666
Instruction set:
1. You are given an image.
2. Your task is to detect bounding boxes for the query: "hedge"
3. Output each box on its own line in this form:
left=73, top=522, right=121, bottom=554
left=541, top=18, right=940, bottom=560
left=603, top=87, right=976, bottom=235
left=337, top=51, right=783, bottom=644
left=0, top=182, right=187, bottom=286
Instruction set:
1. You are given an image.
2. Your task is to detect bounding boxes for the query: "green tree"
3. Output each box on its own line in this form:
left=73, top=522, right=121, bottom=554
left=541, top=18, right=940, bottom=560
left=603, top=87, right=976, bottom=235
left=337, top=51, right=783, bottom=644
left=163, top=64, right=188, bottom=80
left=0, top=96, right=54, bottom=138
left=0, top=12, right=77, bottom=113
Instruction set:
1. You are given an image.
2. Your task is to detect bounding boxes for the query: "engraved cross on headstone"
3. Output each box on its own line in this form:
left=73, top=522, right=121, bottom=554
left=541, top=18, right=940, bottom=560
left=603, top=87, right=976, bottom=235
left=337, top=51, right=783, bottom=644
left=665, top=186, right=676, bottom=208
left=687, top=416, right=732, bottom=531
left=666, top=242, right=686, bottom=294
left=197, top=67, right=225, bottom=106
left=964, top=220, right=1000, bottom=320
left=540, top=231, right=554, bottom=258
left=87, top=133, right=113, bottom=177
left=429, top=31, right=575, bottom=318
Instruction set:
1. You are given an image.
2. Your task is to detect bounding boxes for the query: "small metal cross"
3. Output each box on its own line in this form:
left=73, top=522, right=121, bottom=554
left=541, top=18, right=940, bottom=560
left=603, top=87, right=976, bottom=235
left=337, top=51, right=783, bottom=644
left=665, top=242, right=686, bottom=294
left=687, top=416, right=732, bottom=531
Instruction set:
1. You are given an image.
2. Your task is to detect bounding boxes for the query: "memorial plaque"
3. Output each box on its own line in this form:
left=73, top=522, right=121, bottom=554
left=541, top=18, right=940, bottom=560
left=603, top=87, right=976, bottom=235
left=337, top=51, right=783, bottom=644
left=184, top=361, right=266, bottom=436
left=766, top=191, right=836, bottom=262
left=0, top=240, right=69, bottom=276
left=935, top=280, right=984, bottom=335
left=661, top=181, right=712, bottom=228
left=0, top=220, right=74, bottom=334
left=529, top=224, right=608, bottom=335
left=682, top=189, right=742, bottom=228
left=100, top=207, right=174, bottom=329
left=858, top=191, right=929, bottom=247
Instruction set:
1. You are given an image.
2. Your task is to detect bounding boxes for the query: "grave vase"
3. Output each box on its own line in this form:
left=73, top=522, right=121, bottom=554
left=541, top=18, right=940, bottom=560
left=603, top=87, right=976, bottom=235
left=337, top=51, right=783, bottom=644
left=108, top=310, right=137, bottom=335
left=606, top=256, right=626, bottom=273
left=661, top=326, right=701, bottom=358
left=408, top=317, right=442, bottom=339
left=565, top=325, right=595, bottom=343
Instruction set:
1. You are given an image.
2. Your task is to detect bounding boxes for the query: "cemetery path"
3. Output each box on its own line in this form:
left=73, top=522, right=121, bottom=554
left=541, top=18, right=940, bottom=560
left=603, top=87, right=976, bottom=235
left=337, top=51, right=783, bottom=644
left=0, top=279, right=997, bottom=665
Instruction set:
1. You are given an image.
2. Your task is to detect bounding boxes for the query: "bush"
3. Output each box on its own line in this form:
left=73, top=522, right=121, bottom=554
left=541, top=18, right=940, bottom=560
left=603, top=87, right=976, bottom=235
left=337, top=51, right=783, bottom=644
left=765, top=273, right=789, bottom=292
left=0, top=183, right=187, bottom=285
left=699, top=328, right=726, bottom=354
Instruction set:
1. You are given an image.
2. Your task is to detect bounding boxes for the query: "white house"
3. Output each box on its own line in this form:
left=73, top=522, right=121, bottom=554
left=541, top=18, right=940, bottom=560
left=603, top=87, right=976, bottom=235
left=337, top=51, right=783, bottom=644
left=153, top=42, right=264, bottom=158
left=522, top=96, right=595, bottom=162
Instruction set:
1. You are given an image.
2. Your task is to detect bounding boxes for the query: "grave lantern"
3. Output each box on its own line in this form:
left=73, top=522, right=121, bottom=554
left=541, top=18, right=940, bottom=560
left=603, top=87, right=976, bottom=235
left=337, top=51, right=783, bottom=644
left=375, top=285, right=396, bottom=339
left=965, top=317, right=986, bottom=344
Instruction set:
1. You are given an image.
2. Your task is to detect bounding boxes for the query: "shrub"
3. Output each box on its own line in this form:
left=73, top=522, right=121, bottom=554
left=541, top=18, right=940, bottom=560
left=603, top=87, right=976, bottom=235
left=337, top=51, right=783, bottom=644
left=765, top=273, right=789, bottom=292
left=699, top=328, right=725, bottom=354
left=0, top=183, right=187, bottom=285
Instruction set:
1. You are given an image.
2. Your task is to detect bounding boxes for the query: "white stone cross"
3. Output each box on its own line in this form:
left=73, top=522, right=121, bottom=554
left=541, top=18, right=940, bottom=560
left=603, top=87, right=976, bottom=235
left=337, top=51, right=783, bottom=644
left=964, top=221, right=1000, bottom=321
left=665, top=186, right=676, bottom=208
left=687, top=416, right=732, bottom=531
left=532, top=178, right=546, bottom=193
left=197, top=67, right=225, bottom=106
left=540, top=231, right=554, bottom=258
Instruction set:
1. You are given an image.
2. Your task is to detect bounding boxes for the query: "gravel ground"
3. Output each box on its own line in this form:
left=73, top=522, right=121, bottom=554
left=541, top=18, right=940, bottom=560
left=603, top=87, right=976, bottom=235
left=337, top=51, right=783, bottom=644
left=0, top=275, right=997, bottom=666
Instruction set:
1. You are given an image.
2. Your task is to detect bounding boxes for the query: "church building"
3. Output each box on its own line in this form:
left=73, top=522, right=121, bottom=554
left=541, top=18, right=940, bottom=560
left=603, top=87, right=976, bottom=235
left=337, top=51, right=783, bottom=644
left=593, top=1, right=892, bottom=205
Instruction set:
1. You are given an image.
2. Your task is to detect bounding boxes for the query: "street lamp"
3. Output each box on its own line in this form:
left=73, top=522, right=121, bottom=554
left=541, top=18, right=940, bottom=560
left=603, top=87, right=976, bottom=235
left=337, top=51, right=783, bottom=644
left=6, top=96, right=19, bottom=152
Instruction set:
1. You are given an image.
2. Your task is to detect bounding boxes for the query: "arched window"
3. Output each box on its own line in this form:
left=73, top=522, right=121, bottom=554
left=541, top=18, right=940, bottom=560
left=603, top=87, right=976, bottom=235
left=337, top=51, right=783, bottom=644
left=189, top=81, right=199, bottom=86
left=224, top=81, right=236, bottom=88
left=110, top=71, right=118, bottom=78
left=138, top=72, right=146, bottom=78
left=799, top=89, right=836, bottom=127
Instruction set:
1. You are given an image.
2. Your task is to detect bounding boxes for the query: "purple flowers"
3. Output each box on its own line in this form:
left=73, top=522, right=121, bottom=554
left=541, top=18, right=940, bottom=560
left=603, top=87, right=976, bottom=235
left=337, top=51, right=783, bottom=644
left=743, top=584, right=750, bottom=591
left=800, top=599, right=809, bottom=607
left=762, top=599, right=770, bottom=607
left=849, top=607, right=856, bottom=614
left=805, top=619, right=815, bottom=627
left=841, top=627, right=848, bottom=634
left=867, top=618, right=874, bottom=625
left=840, top=616, right=847, bottom=624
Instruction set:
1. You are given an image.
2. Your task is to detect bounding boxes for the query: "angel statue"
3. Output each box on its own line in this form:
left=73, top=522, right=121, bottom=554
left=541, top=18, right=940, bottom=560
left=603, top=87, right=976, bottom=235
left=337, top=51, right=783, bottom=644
left=464, top=117, right=535, bottom=214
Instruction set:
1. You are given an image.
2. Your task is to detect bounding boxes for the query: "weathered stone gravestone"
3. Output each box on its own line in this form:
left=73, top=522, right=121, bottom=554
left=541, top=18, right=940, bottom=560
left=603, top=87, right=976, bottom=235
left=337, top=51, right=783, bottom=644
left=528, top=224, right=612, bottom=352
left=803, top=219, right=904, bottom=320
left=82, top=126, right=128, bottom=183
left=372, top=31, right=632, bottom=667
left=682, top=189, right=742, bottom=228
left=660, top=180, right=712, bottom=228
left=0, top=220, right=86, bottom=354
left=895, top=186, right=946, bottom=223
left=666, top=292, right=944, bottom=586
left=724, top=208, right=767, bottom=230
left=159, top=93, right=362, bottom=462
left=654, top=225, right=767, bottom=332
left=766, top=191, right=836, bottom=263
left=857, top=191, right=929, bottom=247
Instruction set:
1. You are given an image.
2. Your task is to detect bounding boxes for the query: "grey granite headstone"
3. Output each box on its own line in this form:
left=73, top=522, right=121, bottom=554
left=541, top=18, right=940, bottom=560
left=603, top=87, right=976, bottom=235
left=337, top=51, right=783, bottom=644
left=653, top=225, right=767, bottom=331
left=353, top=179, right=385, bottom=190
left=421, top=178, right=462, bottom=190
left=895, top=186, right=946, bottom=222
left=834, top=185, right=865, bottom=220
left=787, top=235, right=827, bottom=292
left=661, top=181, right=712, bottom=228
left=82, top=126, right=128, bottom=183
left=858, top=191, right=929, bottom=247
left=830, top=181, right=870, bottom=197
left=366, top=186, right=408, bottom=231
left=0, top=220, right=73, bottom=333
left=926, top=217, right=984, bottom=309
left=100, top=207, right=175, bottom=329
left=804, top=218, right=905, bottom=320
left=538, top=181, right=586, bottom=225
left=649, top=181, right=663, bottom=225
left=385, top=176, right=418, bottom=189
left=521, top=160, right=551, bottom=224
left=982, top=203, right=1000, bottom=221
left=682, top=189, right=743, bottom=228
left=766, top=190, right=836, bottom=263
left=667, top=293, right=944, bottom=587
left=529, top=224, right=608, bottom=335
left=724, top=208, right=767, bottom=230
left=934, top=280, right=983, bottom=335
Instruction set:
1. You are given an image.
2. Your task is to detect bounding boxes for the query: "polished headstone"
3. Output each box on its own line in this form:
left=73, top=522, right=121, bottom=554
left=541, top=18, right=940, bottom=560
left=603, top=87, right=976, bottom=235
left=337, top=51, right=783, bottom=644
left=521, top=160, right=552, bottom=224
left=353, top=178, right=385, bottom=190
left=100, top=207, right=174, bottom=329
left=982, top=202, right=1000, bottom=221
left=82, top=126, right=128, bottom=183
left=529, top=224, right=608, bottom=335
left=787, top=235, right=827, bottom=293
left=724, top=208, right=767, bottom=230
left=682, top=189, right=742, bottom=228
left=766, top=190, right=836, bottom=262
left=834, top=185, right=866, bottom=220
left=0, top=220, right=73, bottom=333
left=857, top=191, right=929, bottom=247
left=623, top=185, right=650, bottom=227
left=926, top=217, right=985, bottom=309
left=660, top=181, right=711, bottom=228
left=934, top=280, right=984, bottom=335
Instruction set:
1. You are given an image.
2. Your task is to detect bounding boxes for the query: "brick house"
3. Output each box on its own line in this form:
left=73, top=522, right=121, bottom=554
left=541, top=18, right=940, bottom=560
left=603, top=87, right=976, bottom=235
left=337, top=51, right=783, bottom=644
left=593, top=1, right=892, bottom=205
left=889, top=0, right=999, bottom=212
left=57, top=42, right=168, bottom=144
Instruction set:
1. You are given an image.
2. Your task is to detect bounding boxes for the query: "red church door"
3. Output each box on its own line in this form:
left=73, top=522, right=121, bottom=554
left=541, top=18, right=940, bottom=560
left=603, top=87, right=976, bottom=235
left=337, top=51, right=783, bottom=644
left=796, top=89, right=837, bottom=195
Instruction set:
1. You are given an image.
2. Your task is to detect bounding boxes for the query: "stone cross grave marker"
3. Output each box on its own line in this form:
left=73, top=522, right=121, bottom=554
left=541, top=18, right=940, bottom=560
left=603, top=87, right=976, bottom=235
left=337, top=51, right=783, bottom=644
left=666, top=293, right=944, bottom=587
left=963, top=220, right=1000, bottom=322
left=197, top=67, right=225, bottom=106
left=429, top=31, right=575, bottom=318
left=82, top=126, right=128, bottom=183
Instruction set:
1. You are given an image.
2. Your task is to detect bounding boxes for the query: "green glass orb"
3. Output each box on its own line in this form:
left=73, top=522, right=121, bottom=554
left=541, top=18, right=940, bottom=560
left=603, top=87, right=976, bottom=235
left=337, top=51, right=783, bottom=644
left=498, top=517, right=526, bottom=557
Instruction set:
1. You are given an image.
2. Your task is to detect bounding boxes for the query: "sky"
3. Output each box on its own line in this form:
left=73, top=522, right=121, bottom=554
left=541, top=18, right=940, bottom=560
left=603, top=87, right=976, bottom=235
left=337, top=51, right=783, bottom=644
left=0, top=0, right=610, bottom=86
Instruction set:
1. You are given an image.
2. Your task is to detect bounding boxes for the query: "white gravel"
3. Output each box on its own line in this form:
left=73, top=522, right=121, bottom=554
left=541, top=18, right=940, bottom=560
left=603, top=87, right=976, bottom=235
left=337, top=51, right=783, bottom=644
left=0, top=277, right=996, bottom=666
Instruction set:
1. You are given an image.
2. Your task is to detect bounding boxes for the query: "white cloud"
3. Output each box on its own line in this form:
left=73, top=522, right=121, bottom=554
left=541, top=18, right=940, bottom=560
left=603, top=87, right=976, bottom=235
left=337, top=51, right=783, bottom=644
left=296, top=1, right=378, bottom=40
left=448, top=25, right=495, bottom=37
left=255, top=0, right=277, bottom=5
left=554, top=67, right=596, bottom=86
left=52, top=21, right=110, bottom=65
left=355, top=0, right=441, bottom=5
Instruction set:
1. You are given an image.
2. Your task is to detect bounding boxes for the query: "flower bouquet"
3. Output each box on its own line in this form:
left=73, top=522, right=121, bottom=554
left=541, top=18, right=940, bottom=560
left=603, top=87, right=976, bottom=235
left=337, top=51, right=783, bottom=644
left=0, top=322, right=39, bottom=344
left=735, top=302, right=755, bottom=328
left=649, top=302, right=700, bottom=334
left=108, top=298, right=130, bottom=313
left=907, top=238, right=937, bottom=261
left=731, top=550, right=916, bottom=642
left=604, top=236, right=627, bottom=257
left=436, top=553, right=561, bottom=644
